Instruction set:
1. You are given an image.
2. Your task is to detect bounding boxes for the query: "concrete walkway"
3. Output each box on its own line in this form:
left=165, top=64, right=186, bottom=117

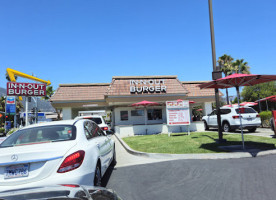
left=113, top=135, right=180, bottom=168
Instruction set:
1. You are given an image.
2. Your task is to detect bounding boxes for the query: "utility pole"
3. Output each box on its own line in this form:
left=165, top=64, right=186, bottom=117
left=208, top=0, right=225, bottom=142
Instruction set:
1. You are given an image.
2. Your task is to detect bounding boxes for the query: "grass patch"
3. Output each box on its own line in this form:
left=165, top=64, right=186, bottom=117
left=122, top=132, right=276, bottom=154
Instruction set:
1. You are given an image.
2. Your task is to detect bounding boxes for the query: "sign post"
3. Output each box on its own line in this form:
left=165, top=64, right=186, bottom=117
left=5, top=96, right=16, bottom=132
left=166, top=100, right=191, bottom=136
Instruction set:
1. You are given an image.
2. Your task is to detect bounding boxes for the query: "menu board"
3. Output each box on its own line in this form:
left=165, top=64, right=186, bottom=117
left=166, top=100, right=190, bottom=125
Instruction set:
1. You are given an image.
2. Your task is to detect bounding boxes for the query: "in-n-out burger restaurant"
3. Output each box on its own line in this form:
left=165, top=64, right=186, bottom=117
left=50, top=76, right=220, bottom=137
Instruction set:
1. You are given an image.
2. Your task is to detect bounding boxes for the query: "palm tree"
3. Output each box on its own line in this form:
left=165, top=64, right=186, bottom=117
left=232, top=59, right=250, bottom=74
left=217, top=54, right=234, bottom=104
left=42, top=86, right=55, bottom=100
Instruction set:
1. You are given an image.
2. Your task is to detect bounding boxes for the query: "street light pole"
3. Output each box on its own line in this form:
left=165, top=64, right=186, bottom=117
left=208, top=0, right=224, bottom=142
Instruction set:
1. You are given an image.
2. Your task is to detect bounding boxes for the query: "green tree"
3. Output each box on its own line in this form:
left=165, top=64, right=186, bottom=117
left=232, top=59, right=250, bottom=74
left=0, top=96, right=23, bottom=127
left=217, top=54, right=234, bottom=104
left=241, top=81, right=276, bottom=102
left=232, top=97, right=238, bottom=104
left=0, top=96, right=23, bottom=113
left=42, top=86, right=55, bottom=100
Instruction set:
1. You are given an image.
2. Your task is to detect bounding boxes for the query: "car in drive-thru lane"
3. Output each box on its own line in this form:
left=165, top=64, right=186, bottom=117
left=0, top=119, right=116, bottom=191
left=75, top=115, right=110, bottom=133
left=202, top=106, right=261, bottom=132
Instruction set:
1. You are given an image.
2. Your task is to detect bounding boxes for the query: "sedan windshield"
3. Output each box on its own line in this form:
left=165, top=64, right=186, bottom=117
left=0, top=125, right=76, bottom=148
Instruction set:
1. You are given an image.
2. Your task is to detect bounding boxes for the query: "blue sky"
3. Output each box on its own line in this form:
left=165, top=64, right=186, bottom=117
left=0, top=0, right=275, bottom=96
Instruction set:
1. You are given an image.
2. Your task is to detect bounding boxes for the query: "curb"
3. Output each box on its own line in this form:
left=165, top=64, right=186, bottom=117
left=114, top=133, right=276, bottom=159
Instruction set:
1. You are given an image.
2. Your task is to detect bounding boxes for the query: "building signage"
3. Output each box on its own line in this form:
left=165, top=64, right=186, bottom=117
left=7, top=82, right=46, bottom=96
left=130, top=79, right=167, bottom=93
left=166, top=100, right=190, bottom=125
left=6, top=96, right=16, bottom=115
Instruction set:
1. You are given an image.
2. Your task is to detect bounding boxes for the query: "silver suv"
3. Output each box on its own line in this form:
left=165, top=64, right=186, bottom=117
left=202, top=106, right=261, bottom=132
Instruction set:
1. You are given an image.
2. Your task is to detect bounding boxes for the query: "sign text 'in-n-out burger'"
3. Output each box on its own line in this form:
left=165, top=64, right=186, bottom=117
left=130, top=79, right=167, bottom=93
left=7, top=82, right=46, bottom=96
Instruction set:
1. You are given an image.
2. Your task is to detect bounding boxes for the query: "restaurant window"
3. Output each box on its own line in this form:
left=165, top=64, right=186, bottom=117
left=131, top=109, right=144, bottom=116
left=120, top=111, right=128, bottom=121
left=147, top=109, right=162, bottom=120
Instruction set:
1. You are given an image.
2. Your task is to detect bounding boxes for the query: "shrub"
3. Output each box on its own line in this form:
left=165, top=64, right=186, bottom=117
left=0, top=128, right=5, bottom=133
left=259, top=111, right=272, bottom=127
left=7, top=128, right=19, bottom=136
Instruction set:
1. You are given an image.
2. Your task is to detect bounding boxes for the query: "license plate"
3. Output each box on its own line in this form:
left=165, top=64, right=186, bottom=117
left=247, top=118, right=252, bottom=121
left=4, top=164, right=29, bottom=179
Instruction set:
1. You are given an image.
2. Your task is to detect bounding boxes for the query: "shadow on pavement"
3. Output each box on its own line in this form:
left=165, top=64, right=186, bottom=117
left=101, top=165, right=117, bottom=187
left=200, top=140, right=276, bottom=157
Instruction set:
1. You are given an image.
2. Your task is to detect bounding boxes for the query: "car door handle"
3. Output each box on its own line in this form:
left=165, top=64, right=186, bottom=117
left=96, top=142, right=100, bottom=149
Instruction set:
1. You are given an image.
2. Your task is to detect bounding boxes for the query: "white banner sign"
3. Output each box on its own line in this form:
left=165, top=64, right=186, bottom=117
left=166, top=100, right=190, bottom=125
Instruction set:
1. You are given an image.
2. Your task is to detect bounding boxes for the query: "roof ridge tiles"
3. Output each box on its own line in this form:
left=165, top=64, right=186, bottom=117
left=112, top=75, right=178, bottom=79
left=59, top=83, right=110, bottom=87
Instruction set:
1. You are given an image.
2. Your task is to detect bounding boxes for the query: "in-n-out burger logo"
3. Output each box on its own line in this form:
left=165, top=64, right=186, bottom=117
left=7, top=82, right=46, bottom=96
left=130, top=79, right=167, bottom=93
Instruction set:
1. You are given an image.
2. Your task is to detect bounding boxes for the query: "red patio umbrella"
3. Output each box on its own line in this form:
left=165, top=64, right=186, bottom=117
left=223, top=104, right=238, bottom=107
left=131, top=100, right=160, bottom=127
left=199, top=73, right=276, bottom=149
left=255, top=95, right=276, bottom=111
left=176, top=99, right=195, bottom=104
left=131, top=100, right=159, bottom=107
left=240, top=102, right=258, bottom=106
left=265, top=95, right=276, bottom=102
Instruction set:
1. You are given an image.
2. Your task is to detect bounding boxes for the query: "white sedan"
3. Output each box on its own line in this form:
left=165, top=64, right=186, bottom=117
left=0, top=119, right=116, bottom=191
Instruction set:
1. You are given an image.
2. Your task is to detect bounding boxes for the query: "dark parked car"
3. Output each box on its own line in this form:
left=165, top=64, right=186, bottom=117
left=0, top=185, right=122, bottom=200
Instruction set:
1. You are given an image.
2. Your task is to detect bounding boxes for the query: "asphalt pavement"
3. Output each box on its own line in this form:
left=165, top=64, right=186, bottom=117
left=104, top=130, right=276, bottom=200
left=106, top=155, right=276, bottom=200
left=209, top=127, right=275, bottom=138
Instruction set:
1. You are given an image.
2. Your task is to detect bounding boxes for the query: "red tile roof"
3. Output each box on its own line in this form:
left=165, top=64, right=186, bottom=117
left=182, top=81, right=223, bottom=97
left=107, top=76, right=188, bottom=96
left=50, top=83, right=109, bottom=102
left=50, top=78, right=221, bottom=102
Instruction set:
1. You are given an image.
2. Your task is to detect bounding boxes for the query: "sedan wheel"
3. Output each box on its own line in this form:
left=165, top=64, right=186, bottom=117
left=94, top=164, right=102, bottom=186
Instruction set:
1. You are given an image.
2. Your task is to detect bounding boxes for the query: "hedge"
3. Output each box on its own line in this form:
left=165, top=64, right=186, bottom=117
left=259, top=111, right=272, bottom=127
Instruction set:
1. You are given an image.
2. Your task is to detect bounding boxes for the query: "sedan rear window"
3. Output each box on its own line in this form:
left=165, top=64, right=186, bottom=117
left=0, top=125, right=76, bottom=148
left=235, top=107, right=257, bottom=114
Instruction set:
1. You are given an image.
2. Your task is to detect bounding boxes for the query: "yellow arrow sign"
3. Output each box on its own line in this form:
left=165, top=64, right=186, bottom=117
left=6, top=68, right=51, bottom=100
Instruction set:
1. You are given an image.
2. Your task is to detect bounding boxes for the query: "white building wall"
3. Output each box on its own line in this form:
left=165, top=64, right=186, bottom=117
left=115, top=122, right=205, bottom=138
left=114, top=106, right=166, bottom=126
left=203, top=102, right=213, bottom=116
left=62, top=107, right=72, bottom=120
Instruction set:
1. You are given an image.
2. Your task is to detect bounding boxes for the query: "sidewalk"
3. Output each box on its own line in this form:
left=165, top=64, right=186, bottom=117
left=113, top=135, right=184, bottom=168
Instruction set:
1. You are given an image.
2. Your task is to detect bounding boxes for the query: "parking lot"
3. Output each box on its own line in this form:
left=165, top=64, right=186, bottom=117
left=105, top=129, right=276, bottom=200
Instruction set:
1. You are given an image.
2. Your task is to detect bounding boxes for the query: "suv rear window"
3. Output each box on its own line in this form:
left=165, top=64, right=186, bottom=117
left=87, top=117, right=102, bottom=124
left=220, top=109, right=231, bottom=115
left=0, top=125, right=76, bottom=148
left=235, top=107, right=257, bottom=114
